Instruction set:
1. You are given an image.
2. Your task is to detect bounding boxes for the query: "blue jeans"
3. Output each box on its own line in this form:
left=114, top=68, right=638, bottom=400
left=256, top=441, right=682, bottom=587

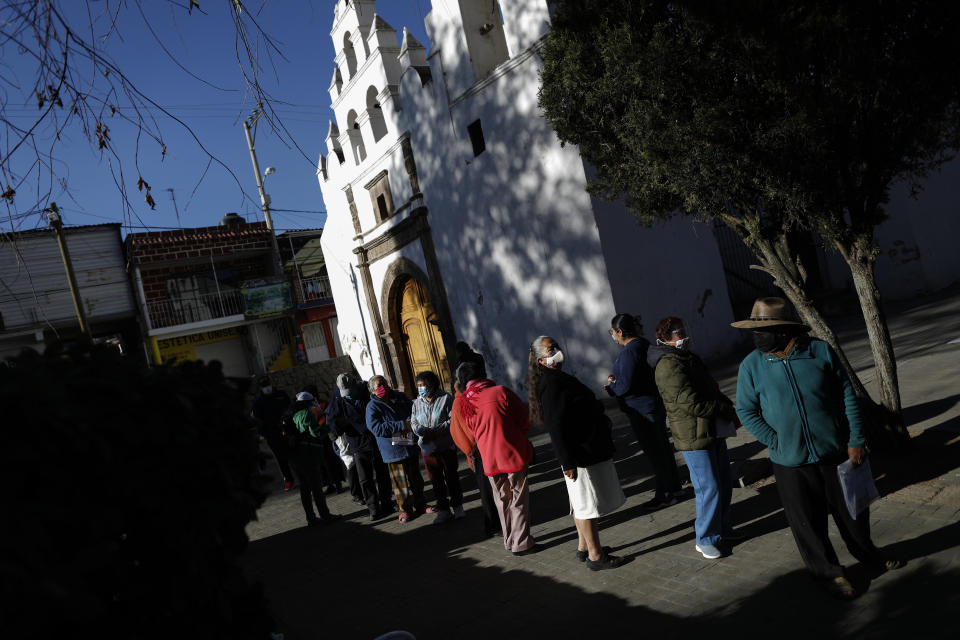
left=681, top=440, right=733, bottom=546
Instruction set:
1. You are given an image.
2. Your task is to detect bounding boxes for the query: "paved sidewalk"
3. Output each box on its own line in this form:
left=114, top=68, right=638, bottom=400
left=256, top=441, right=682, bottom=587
left=243, top=288, right=960, bottom=640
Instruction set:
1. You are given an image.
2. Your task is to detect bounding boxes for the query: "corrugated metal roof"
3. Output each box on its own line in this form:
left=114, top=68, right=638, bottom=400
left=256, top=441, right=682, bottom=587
left=0, top=225, right=135, bottom=331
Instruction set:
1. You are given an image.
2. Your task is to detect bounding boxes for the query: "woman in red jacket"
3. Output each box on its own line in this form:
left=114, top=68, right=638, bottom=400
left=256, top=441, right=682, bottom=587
left=457, top=361, right=537, bottom=555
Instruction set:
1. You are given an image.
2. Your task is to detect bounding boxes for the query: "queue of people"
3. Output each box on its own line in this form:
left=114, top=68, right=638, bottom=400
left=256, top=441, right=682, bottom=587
left=248, top=297, right=900, bottom=594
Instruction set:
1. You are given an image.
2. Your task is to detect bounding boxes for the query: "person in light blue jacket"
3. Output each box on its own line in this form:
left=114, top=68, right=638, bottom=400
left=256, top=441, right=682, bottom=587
left=734, top=297, right=902, bottom=599
left=365, top=375, right=429, bottom=523
left=411, top=370, right=464, bottom=525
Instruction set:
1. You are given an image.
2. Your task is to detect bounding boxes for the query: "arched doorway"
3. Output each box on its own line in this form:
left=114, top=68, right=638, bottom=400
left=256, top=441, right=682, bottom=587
left=398, top=277, right=451, bottom=392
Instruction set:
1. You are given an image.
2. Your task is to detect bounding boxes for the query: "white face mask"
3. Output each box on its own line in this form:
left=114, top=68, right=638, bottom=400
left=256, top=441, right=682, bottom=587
left=610, top=331, right=619, bottom=343
left=541, top=349, right=565, bottom=369
left=675, top=337, right=692, bottom=351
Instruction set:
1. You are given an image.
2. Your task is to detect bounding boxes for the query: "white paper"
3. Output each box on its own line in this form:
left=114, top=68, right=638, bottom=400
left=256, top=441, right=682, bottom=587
left=837, top=458, right=880, bottom=519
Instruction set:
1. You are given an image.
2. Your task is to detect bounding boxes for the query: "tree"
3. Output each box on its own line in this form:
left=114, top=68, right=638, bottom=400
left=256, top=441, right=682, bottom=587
left=539, top=0, right=960, bottom=446
left=0, top=0, right=303, bottom=228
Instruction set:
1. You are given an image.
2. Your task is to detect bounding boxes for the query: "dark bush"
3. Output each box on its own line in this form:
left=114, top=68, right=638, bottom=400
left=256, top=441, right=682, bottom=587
left=0, top=345, right=272, bottom=639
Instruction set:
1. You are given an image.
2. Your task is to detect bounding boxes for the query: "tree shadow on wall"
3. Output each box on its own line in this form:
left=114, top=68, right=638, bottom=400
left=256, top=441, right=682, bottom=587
left=243, top=516, right=960, bottom=640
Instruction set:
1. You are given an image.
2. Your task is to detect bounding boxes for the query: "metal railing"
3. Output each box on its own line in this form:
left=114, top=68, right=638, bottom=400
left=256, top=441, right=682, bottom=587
left=294, top=275, right=332, bottom=304
left=146, top=289, right=244, bottom=329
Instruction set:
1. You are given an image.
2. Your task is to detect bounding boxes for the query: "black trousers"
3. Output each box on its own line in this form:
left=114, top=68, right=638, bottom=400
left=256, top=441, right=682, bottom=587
left=626, top=408, right=682, bottom=497
left=773, top=457, right=885, bottom=579
left=347, top=463, right=363, bottom=500
left=290, top=444, right=330, bottom=522
left=317, top=440, right=344, bottom=489
left=354, top=448, right=394, bottom=515
left=263, top=427, right=294, bottom=483
left=473, top=452, right=500, bottom=537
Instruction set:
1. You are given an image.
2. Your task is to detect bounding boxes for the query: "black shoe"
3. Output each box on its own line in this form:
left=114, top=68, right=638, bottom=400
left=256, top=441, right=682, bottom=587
left=307, top=518, right=322, bottom=527
left=324, top=485, right=337, bottom=495
left=641, top=495, right=677, bottom=511
left=576, top=546, right=612, bottom=562
left=512, top=544, right=540, bottom=557
left=586, top=554, right=626, bottom=571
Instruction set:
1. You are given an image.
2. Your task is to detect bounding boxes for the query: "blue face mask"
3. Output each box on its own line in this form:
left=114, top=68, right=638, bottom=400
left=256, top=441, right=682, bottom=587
left=417, top=386, right=429, bottom=399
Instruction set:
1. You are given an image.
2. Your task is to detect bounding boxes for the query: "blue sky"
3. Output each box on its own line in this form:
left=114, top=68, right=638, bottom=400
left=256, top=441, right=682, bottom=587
left=1, top=0, right=431, bottom=235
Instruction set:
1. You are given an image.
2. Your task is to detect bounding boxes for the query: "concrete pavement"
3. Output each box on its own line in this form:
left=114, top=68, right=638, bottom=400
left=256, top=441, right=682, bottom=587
left=243, top=287, right=960, bottom=639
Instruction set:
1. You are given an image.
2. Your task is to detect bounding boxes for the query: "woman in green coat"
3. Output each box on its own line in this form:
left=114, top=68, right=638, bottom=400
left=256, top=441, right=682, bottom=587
left=653, top=317, right=740, bottom=559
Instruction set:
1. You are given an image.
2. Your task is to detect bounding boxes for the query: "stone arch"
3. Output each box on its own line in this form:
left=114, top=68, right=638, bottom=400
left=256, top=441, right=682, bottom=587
left=366, top=85, right=388, bottom=142
left=380, top=257, right=454, bottom=394
left=343, top=31, right=358, bottom=79
left=346, top=109, right=366, bottom=164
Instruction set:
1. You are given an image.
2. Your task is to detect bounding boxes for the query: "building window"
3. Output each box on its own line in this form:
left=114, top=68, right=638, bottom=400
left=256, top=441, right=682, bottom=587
left=364, top=170, right=395, bottom=224
left=468, top=119, right=485, bottom=157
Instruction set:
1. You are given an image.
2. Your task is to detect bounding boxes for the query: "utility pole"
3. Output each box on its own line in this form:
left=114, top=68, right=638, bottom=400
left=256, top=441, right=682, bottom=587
left=243, top=105, right=283, bottom=275
left=46, top=203, right=90, bottom=337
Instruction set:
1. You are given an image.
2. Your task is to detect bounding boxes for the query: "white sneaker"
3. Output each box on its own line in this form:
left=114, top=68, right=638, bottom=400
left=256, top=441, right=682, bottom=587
left=434, top=509, right=453, bottom=524
left=696, top=543, right=722, bottom=559
left=453, top=505, right=466, bottom=519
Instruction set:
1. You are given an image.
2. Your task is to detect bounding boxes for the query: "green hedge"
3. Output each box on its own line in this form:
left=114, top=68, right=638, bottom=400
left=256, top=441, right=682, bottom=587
left=1, top=345, right=272, bottom=639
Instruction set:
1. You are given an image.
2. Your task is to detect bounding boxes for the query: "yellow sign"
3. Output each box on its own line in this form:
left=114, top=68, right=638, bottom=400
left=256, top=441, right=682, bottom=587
left=150, top=326, right=246, bottom=365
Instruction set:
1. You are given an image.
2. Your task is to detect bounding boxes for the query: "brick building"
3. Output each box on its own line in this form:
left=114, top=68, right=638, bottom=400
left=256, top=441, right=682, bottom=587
left=126, top=217, right=297, bottom=378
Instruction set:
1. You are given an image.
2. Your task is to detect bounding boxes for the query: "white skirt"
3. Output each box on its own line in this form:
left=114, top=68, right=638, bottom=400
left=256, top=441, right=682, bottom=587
left=564, top=458, right=626, bottom=520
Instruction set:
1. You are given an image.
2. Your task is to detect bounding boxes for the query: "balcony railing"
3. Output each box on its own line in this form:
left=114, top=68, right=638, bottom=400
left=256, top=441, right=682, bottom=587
left=294, top=275, right=332, bottom=305
left=146, top=289, right=244, bottom=329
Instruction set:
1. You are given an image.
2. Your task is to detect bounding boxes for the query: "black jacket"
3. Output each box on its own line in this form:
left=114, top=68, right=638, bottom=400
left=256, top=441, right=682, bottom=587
left=537, top=367, right=615, bottom=471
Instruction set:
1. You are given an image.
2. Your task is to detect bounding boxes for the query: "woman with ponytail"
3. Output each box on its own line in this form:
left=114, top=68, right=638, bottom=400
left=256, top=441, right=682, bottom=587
left=530, top=336, right=626, bottom=570
left=604, top=313, right=684, bottom=510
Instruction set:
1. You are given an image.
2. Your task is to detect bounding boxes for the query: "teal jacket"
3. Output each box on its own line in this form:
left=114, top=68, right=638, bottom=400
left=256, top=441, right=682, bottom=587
left=735, top=337, right=865, bottom=467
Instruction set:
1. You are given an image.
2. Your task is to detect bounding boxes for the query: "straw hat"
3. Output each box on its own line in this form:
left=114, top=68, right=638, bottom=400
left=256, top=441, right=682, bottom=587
left=730, top=297, right=809, bottom=329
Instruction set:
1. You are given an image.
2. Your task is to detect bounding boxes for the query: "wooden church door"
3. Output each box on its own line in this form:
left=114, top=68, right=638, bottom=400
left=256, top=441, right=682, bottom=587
left=399, top=278, right=451, bottom=392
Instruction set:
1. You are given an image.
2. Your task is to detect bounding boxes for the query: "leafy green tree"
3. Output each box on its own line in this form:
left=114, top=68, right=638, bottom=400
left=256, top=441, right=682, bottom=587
left=539, top=0, right=960, bottom=444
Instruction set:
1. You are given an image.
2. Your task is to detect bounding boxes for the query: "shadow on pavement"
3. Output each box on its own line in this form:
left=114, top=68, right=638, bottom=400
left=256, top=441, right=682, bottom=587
left=243, top=516, right=960, bottom=640
left=873, top=416, right=960, bottom=495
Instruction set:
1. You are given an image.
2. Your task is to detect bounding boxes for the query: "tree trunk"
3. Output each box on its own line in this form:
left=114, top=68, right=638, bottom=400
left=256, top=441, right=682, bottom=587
left=740, top=229, right=870, bottom=402
left=836, top=236, right=909, bottom=449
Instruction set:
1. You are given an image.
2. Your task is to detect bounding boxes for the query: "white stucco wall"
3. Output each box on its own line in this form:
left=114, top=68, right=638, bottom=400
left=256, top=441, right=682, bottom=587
left=589, top=194, right=740, bottom=359
left=816, top=155, right=960, bottom=300
left=397, top=32, right=620, bottom=391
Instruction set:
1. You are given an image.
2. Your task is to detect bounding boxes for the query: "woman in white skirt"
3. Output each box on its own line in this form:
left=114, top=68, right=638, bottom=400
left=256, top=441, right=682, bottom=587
left=528, top=335, right=627, bottom=570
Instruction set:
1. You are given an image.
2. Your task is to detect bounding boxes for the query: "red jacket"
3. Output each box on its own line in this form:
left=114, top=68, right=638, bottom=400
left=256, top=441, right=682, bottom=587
left=461, top=380, right=532, bottom=476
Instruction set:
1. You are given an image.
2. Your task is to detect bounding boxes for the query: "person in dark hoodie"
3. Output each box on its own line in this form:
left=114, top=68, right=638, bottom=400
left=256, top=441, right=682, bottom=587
left=365, top=375, right=430, bottom=523
left=604, top=313, right=684, bottom=510
left=653, top=316, right=740, bottom=560
left=326, top=373, right=394, bottom=520
left=529, top=335, right=626, bottom=571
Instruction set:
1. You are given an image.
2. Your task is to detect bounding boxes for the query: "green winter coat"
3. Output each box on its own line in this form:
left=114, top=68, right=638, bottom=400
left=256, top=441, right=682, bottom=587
left=654, top=348, right=733, bottom=451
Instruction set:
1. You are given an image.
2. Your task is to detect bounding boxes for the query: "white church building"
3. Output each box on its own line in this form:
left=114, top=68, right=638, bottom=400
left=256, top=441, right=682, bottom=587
left=317, top=0, right=960, bottom=394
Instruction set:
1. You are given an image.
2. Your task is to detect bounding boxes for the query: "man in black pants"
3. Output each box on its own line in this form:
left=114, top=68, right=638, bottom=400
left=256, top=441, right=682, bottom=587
left=251, top=376, right=295, bottom=491
left=733, top=297, right=904, bottom=599
left=326, top=373, right=393, bottom=519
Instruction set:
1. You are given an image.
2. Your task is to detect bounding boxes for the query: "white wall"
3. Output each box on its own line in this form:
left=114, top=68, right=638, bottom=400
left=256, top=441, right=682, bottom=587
left=398, top=34, right=620, bottom=391
left=817, top=156, right=960, bottom=300
left=589, top=194, right=740, bottom=359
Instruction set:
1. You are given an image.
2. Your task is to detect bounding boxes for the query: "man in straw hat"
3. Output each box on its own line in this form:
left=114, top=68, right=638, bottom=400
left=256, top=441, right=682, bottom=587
left=732, top=297, right=903, bottom=599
